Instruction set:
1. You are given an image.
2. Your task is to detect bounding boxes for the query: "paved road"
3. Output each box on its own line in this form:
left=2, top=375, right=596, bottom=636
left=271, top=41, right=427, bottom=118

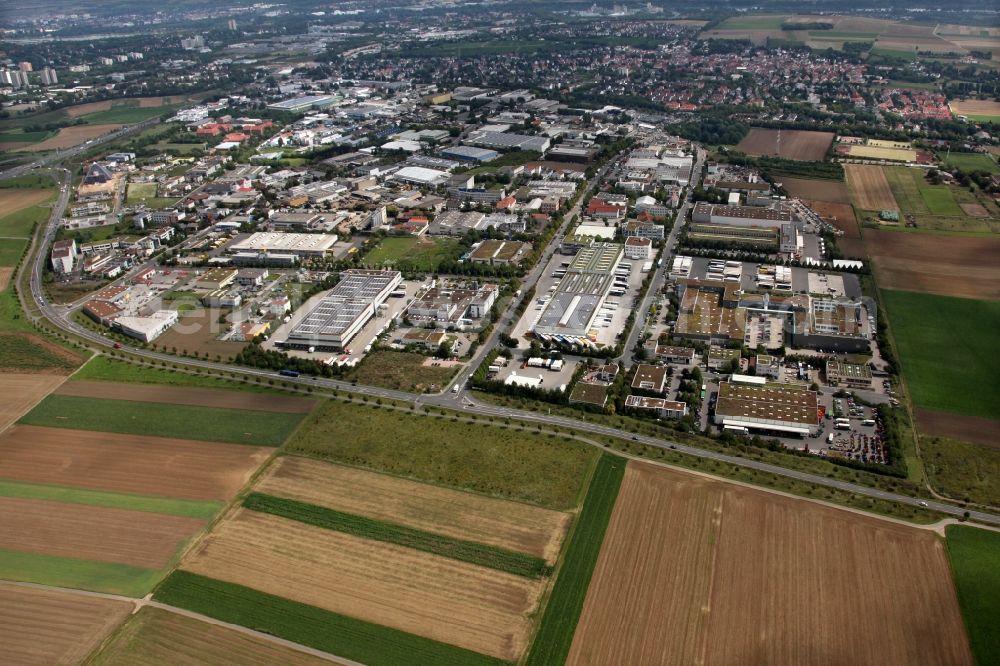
left=17, top=150, right=1000, bottom=529
left=0, top=580, right=356, bottom=665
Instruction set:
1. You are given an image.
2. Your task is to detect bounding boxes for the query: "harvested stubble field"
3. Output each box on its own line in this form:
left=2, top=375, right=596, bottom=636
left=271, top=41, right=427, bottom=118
left=0, top=373, right=65, bottom=433
left=567, top=462, right=972, bottom=666
left=26, top=124, right=122, bottom=152
left=0, top=583, right=132, bottom=666
left=0, top=425, right=270, bottom=501
left=949, top=99, right=1000, bottom=120
left=87, top=606, right=342, bottom=666
left=181, top=508, right=544, bottom=661
left=0, top=496, right=203, bottom=568
left=845, top=164, right=899, bottom=210
left=777, top=176, right=850, bottom=203
left=847, top=145, right=917, bottom=162
left=20, top=394, right=303, bottom=446
left=735, top=128, right=834, bottom=161
left=256, top=456, right=570, bottom=563
left=0, top=266, right=12, bottom=290
left=57, top=381, right=316, bottom=414
left=0, top=188, right=52, bottom=226
left=864, top=229, right=1000, bottom=300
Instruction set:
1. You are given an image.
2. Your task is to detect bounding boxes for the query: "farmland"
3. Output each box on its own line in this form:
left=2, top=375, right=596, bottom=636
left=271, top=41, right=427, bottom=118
left=845, top=164, right=899, bottom=210
left=0, top=332, right=84, bottom=372
left=25, top=124, right=123, bottom=152
left=57, top=380, right=316, bottom=413
left=940, top=152, right=999, bottom=174
left=0, top=374, right=65, bottom=432
left=777, top=176, right=850, bottom=203
left=949, top=99, right=1000, bottom=122
left=881, top=166, right=1000, bottom=233
left=0, top=188, right=53, bottom=237
left=916, top=409, right=1000, bottom=449
left=735, top=128, right=834, bottom=161
left=70, top=355, right=292, bottom=394
left=286, top=400, right=598, bottom=510
left=846, top=144, right=917, bottom=162
left=179, top=508, right=543, bottom=661
left=881, top=290, right=1000, bottom=420
left=0, top=479, right=221, bottom=519
left=566, top=462, right=972, bottom=666
left=0, top=583, right=132, bottom=666
left=0, top=237, right=28, bottom=266
left=922, top=435, right=1000, bottom=506
left=255, top=456, right=570, bottom=563
left=946, top=525, right=1000, bottom=666
left=86, top=607, right=339, bottom=666
left=0, top=425, right=270, bottom=501
left=155, top=571, right=506, bottom=666
left=126, top=182, right=158, bottom=203
left=19, top=394, right=304, bottom=445
left=863, top=229, right=1000, bottom=300
left=364, top=235, right=461, bottom=272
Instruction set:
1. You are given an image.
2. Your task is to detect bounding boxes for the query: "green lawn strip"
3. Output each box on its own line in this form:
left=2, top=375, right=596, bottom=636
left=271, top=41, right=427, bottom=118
left=20, top=394, right=302, bottom=446
left=524, top=453, right=626, bottom=666
left=153, top=571, right=510, bottom=666
left=285, top=400, right=597, bottom=511
left=72, top=356, right=291, bottom=395
left=0, top=479, right=221, bottom=519
left=881, top=290, right=1000, bottom=420
left=0, top=237, right=28, bottom=265
left=0, top=549, right=162, bottom=597
left=946, top=525, right=1000, bottom=665
left=244, top=492, right=549, bottom=578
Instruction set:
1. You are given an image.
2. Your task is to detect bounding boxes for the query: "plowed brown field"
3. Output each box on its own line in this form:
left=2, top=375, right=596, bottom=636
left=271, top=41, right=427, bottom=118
left=845, top=164, right=899, bottom=210
left=0, top=583, right=132, bottom=666
left=0, top=425, right=270, bottom=500
left=182, top=509, right=544, bottom=661
left=0, top=497, right=203, bottom=568
left=735, top=128, right=834, bottom=161
left=864, top=230, right=1000, bottom=300
left=779, top=177, right=850, bottom=203
left=567, top=462, right=972, bottom=666
left=90, top=607, right=340, bottom=666
left=256, top=456, right=570, bottom=563
left=58, top=381, right=316, bottom=414
left=0, top=374, right=66, bottom=433
left=916, top=409, right=1000, bottom=448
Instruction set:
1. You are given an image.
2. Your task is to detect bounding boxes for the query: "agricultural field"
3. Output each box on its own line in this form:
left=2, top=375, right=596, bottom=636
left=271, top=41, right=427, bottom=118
left=69, top=355, right=293, bottom=394
left=0, top=425, right=270, bottom=501
left=845, top=144, right=917, bottom=162
left=286, top=400, right=598, bottom=511
left=844, top=164, right=899, bottom=210
left=567, top=462, right=972, bottom=666
left=20, top=393, right=303, bottom=445
left=364, top=235, right=462, bottom=272
left=882, top=166, right=1000, bottom=233
left=255, top=456, right=571, bottom=563
left=25, top=124, right=123, bottom=152
left=86, top=607, right=339, bottom=666
left=57, top=380, right=316, bottom=413
left=81, top=106, right=167, bottom=125
left=881, top=289, right=1000, bottom=421
left=946, top=525, right=1000, bottom=666
left=0, top=332, right=85, bottom=373
left=126, top=182, right=158, bottom=203
left=0, top=373, right=66, bottom=432
left=939, top=152, right=1000, bottom=174
left=921, top=435, right=1000, bottom=506
left=0, top=583, right=132, bottom=666
left=916, top=409, right=1000, bottom=449
left=735, top=128, right=834, bottom=161
left=863, top=229, right=1000, bottom=300
left=179, top=508, right=542, bottom=661
left=777, top=176, right=850, bottom=203
left=344, top=349, right=458, bottom=392
left=0, top=237, right=28, bottom=266
left=948, top=99, right=1000, bottom=122
left=0, top=129, right=56, bottom=151
left=0, top=188, right=54, bottom=237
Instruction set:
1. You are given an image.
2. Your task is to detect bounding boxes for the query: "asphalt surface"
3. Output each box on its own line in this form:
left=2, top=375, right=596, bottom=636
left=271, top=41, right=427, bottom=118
left=17, top=152, right=1000, bottom=529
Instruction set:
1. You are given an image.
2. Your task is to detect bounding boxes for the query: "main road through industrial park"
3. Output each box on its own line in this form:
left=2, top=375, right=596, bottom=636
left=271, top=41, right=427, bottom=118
left=18, top=158, right=1000, bottom=529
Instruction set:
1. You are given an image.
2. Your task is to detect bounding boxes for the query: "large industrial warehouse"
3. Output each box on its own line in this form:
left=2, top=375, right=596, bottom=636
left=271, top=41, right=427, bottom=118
left=533, top=243, right=623, bottom=341
left=281, top=270, right=402, bottom=351
left=228, top=232, right=338, bottom=258
left=713, top=380, right=820, bottom=436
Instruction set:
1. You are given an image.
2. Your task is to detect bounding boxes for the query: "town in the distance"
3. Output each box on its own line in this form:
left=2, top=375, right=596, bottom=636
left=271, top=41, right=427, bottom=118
left=0, top=1, right=998, bottom=665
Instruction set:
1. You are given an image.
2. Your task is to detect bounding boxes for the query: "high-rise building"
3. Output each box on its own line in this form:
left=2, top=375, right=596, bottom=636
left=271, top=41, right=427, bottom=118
left=40, top=67, right=58, bottom=86
left=227, top=19, right=237, bottom=31
left=1, top=69, right=28, bottom=89
left=180, top=35, right=205, bottom=50
left=18, top=61, right=33, bottom=73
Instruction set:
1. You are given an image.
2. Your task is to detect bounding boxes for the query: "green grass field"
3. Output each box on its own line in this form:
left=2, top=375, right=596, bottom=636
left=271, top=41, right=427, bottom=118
left=940, top=152, right=1000, bottom=174
left=286, top=400, right=598, bottom=511
left=922, top=437, right=1000, bottom=506
left=0, top=549, right=162, bottom=597
left=244, top=492, right=550, bottom=578
left=883, top=166, right=997, bottom=232
left=126, top=182, right=157, bottom=203
left=524, top=454, right=625, bottom=666
left=72, top=357, right=285, bottom=393
left=717, top=15, right=789, bottom=30
left=153, top=141, right=206, bottom=155
left=364, top=236, right=461, bottom=272
left=882, top=290, right=1000, bottom=420
left=0, top=129, right=56, bottom=144
left=0, top=479, right=222, bottom=519
left=344, top=350, right=457, bottom=392
left=870, top=47, right=918, bottom=60
left=0, top=332, right=82, bottom=369
left=0, top=198, right=54, bottom=238
left=0, top=237, right=28, bottom=265
left=81, top=106, right=168, bottom=125
left=154, top=571, right=507, bottom=666
left=20, top=394, right=303, bottom=446
left=946, top=525, right=1000, bottom=665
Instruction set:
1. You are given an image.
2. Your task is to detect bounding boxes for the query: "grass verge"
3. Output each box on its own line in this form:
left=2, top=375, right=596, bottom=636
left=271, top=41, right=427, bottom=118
left=20, top=394, right=303, bottom=446
left=524, top=453, right=625, bottom=665
left=0, top=549, right=161, bottom=597
left=244, top=492, right=550, bottom=579
left=72, top=355, right=289, bottom=394
left=946, top=525, right=1000, bottom=665
left=0, top=479, right=222, bottom=519
left=153, top=571, right=509, bottom=666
